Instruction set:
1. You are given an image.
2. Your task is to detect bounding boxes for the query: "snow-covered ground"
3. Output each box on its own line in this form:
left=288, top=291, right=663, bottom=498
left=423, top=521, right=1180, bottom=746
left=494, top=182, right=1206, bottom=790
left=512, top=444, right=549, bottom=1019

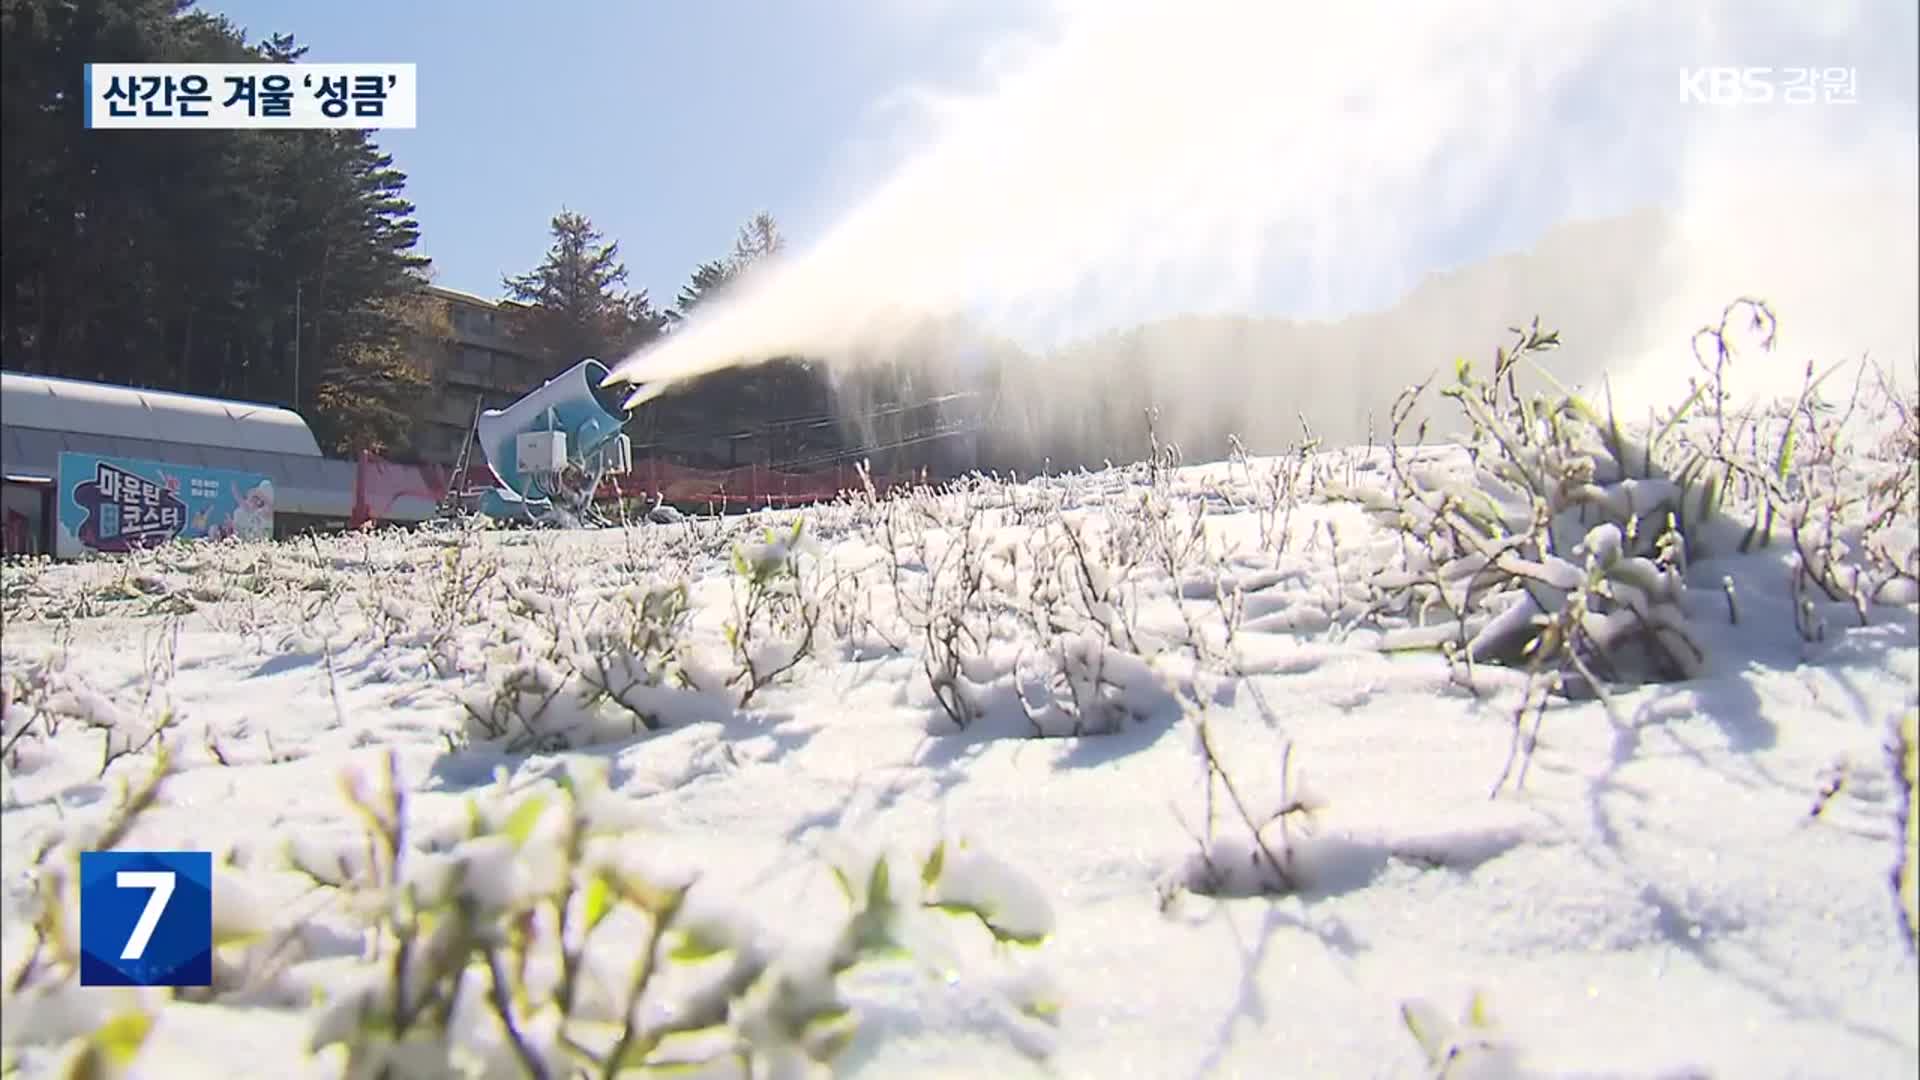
left=3, top=372, right=1917, bottom=1078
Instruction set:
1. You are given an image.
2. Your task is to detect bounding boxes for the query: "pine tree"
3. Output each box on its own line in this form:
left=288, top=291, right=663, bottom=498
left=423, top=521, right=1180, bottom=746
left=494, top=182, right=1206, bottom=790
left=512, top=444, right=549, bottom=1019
left=311, top=292, right=440, bottom=459
left=0, top=2, right=429, bottom=455
left=625, top=292, right=669, bottom=347
left=669, top=211, right=785, bottom=324
left=730, top=210, right=784, bottom=266
left=670, top=259, right=736, bottom=323
left=503, top=209, right=664, bottom=366
left=294, top=132, right=432, bottom=435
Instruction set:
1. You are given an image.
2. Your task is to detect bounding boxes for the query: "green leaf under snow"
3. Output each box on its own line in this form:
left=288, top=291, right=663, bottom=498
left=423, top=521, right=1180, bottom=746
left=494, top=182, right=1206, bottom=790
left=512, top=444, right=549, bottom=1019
left=85, top=1010, right=154, bottom=1071
left=620, top=1024, right=734, bottom=1071
left=668, top=928, right=730, bottom=963
left=1650, top=383, right=1708, bottom=455
left=922, top=841, right=945, bottom=888
left=503, top=793, right=548, bottom=848
left=1465, top=990, right=1494, bottom=1029
left=929, top=901, right=1050, bottom=947
left=214, top=926, right=267, bottom=948
left=614, top=875, right=684, bottom=919
left=801, top=1006, right=860, bottom=1061
left=1400, top=999, right=1452, bottom=1063
left=1741, top=500, right=1778, bottom=554
left=1021, top=997, right=1064, bottom=1025
left=851, top=937, right=911, bottom=964
left=1695, top=468, right=1720, bottom=524
left=583, top=874, right=613, bottom=930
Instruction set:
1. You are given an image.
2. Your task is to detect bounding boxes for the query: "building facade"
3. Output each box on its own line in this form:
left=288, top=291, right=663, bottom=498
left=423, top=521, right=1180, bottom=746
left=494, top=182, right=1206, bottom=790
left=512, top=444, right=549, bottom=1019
left=408, top=285, right=549, bottom=467
left=0, top=371, right=439, bottom=555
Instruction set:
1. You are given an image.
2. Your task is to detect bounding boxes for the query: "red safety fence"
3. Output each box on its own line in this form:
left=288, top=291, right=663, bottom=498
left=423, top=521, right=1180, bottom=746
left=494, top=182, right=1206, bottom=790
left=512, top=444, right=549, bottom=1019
left=4, top=507, right=34, bottom=556
left=350, top=452, right=906, bottom=527
left=351, top=452, right=451, bottom=528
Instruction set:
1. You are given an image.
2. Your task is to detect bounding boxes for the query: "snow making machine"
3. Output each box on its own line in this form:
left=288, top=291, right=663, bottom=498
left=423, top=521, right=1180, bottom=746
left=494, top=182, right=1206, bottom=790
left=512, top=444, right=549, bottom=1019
left=459, top=358, right=636, bottom=528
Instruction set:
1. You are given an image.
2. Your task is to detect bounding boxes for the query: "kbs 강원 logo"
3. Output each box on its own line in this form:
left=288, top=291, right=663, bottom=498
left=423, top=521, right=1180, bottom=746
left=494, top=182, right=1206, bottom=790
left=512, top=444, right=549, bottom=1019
left=1678, top=66, right=1858, bottom=106
left=79, top=851, right=213, bottom=987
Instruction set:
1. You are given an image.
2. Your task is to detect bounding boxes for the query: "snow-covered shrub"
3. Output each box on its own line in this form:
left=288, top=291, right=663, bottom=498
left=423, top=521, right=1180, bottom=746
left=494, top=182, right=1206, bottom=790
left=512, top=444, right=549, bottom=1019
left=452, top=575, right=709, bottom=752
left=1162, top=713, right=1327, bottom=903
left=1351, top=318, right=1706, bottom=688
left=724, top=518, right=827, bottom=707
left=0, top=751, right=1061, bottom=1079
left=0, top=555, right=57, bottom=623
left=1344, top=302, right=1919, bottom=790
left=1009, top=506, right=1181, bottom=737
left=0, top=620, right=181, bottom=780
left=862, top=474, right=1184, bottom=738
left=2, top=749, right=178, bottom=1075
left=1014, top=625, right=1176, bottom=738
left=881, top=491, right=1004, bottom=731
left=1227, top=430, right=1322, bottom=555
left=346, top=526, right=505, bottom=670
left=571, top=581, right=693, bottom=722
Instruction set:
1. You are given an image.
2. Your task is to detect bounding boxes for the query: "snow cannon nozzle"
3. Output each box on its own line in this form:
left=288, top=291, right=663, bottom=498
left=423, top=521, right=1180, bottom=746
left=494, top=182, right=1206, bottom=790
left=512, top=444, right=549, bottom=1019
left=579, top=358, right=632, bottom=419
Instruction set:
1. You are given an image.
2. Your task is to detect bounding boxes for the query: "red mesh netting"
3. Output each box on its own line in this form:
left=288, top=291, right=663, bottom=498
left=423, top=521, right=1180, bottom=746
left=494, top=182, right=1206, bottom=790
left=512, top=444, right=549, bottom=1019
left=600, top=460, right=904, bottom=508
left=352, top=453, right=905, bottom=526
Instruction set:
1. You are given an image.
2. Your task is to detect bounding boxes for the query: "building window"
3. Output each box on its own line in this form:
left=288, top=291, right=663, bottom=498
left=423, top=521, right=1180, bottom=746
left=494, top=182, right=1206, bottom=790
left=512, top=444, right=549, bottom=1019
left=459, top=346, right=493, bottom=379
left=451, top=305, right=497, bottom=336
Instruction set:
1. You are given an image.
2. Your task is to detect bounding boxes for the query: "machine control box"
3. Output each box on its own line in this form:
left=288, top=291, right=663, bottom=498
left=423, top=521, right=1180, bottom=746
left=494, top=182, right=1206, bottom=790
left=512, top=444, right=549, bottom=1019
left=516, top=431, right=567, bottom=474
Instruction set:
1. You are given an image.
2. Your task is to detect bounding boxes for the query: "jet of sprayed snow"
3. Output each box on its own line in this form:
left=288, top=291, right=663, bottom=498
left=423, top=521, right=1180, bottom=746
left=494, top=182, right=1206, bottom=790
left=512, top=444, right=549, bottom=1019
left=606, top=0, right=1917, bottom=429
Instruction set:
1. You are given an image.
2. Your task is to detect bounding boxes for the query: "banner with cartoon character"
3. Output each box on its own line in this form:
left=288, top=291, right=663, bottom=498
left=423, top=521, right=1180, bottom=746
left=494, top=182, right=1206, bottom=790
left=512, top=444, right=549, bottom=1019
left=56, top=452, right=275, bottom=557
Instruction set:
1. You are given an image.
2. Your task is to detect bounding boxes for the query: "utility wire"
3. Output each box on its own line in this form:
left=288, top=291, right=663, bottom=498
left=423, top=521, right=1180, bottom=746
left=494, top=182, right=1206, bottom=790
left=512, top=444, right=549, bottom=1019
left=626, top=390, right=981, bottom=449
left=750, top=419, right=981, bottom=475
left=630, top=393, right=968, bottom=448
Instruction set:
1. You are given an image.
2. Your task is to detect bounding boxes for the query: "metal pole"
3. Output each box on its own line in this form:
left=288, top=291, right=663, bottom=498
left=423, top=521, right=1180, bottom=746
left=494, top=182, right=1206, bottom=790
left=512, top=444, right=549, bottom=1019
left=293, top=282, right=302, bottom=411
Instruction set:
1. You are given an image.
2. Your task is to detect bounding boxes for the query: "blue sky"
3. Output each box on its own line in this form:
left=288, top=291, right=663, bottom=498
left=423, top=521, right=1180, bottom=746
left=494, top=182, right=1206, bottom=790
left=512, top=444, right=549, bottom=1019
left=200, top=0, right=1053, bottom=308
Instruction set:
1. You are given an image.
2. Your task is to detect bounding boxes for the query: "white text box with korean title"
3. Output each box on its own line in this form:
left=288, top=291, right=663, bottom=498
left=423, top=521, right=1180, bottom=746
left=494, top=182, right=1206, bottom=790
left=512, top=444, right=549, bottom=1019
left=85, top=63, right=416, bottom=129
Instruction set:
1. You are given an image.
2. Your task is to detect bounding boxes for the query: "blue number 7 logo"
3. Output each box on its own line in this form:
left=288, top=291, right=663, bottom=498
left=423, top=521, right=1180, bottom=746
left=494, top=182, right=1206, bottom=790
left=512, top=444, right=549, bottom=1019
left=79, top=851, right=213, bottom=987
